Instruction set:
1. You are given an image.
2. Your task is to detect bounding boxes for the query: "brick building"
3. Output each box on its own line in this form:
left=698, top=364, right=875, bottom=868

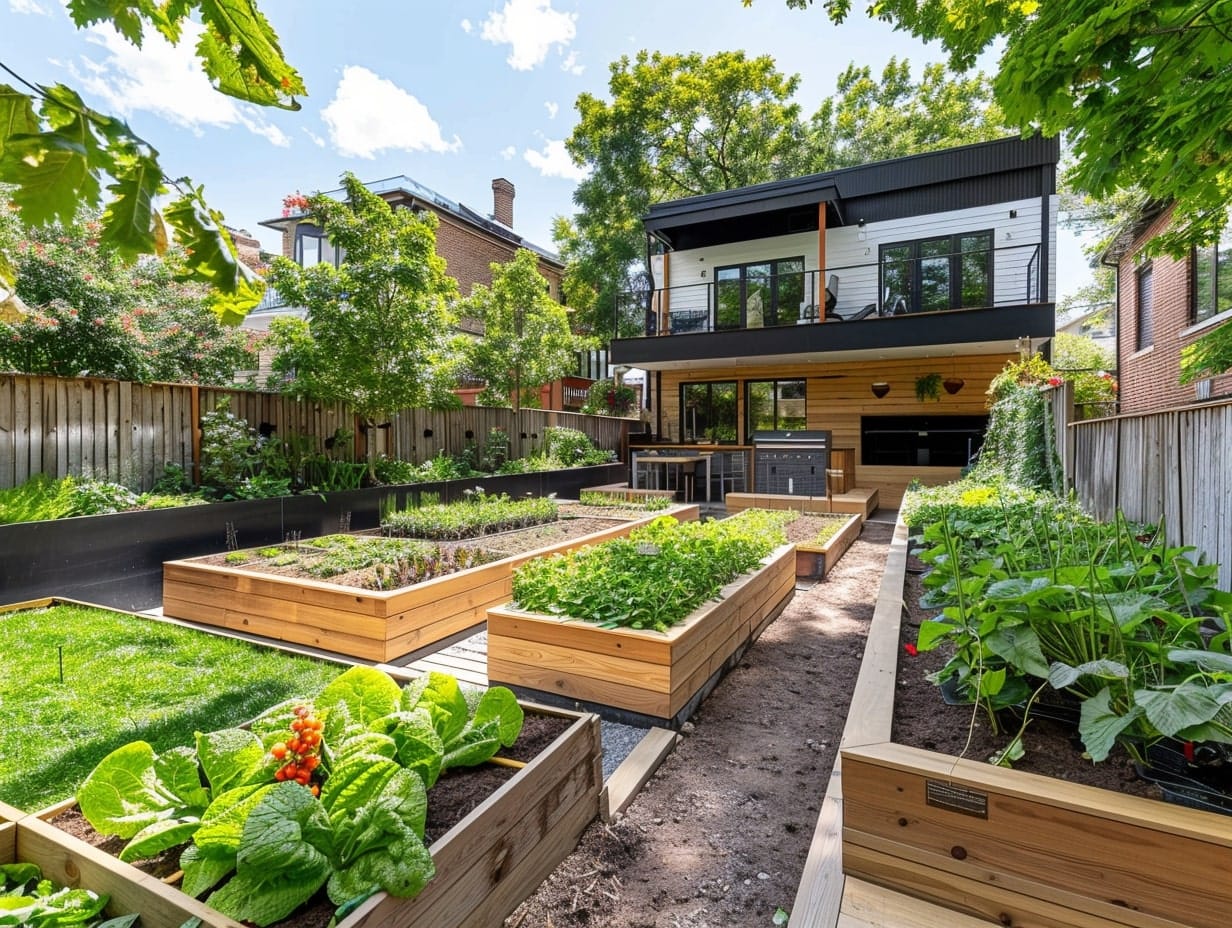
left=1108, top=204, right=1232, bottom=413
left=251, top=175, right=564, bottom=334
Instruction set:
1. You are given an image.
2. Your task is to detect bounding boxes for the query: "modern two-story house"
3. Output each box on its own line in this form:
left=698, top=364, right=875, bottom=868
left=610, top=135, right=1060, bottom=507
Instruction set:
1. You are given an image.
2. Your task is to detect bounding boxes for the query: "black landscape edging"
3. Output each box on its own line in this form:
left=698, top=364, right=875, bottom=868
left=0, top=463, right=624, bottom=611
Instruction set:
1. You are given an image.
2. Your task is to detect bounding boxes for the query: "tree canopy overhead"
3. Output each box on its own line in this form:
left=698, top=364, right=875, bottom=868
left=763, top=0, right=1232, bottom=256
left=0, top=0, right=305, bottom=324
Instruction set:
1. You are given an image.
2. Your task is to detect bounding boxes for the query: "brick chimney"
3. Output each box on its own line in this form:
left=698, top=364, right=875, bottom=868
left=492, top=177, right=515, bottom=227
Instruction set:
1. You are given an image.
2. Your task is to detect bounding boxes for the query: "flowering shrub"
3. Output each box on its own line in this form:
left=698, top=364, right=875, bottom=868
left=282, top=191, right=311, bottom=211
left=0, top=205, right=260, bottom=383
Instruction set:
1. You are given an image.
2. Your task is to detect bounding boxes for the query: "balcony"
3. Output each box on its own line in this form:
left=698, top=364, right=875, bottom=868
left=611, top=242, right=1054, bottom=371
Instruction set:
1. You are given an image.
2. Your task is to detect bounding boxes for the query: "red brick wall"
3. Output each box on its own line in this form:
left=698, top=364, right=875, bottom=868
left=435, top=214, right=563, bottom=301
left=1118, top=206, right=1232, bottom=412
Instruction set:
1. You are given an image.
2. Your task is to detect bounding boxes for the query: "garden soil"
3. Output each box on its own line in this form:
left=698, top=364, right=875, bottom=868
left=505, top=519, right=1160, bottom=928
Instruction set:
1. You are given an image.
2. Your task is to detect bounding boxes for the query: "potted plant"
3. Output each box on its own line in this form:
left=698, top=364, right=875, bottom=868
left=914, top=372, right=943, bottom=402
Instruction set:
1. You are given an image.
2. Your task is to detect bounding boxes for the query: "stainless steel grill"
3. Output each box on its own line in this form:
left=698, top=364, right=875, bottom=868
left=752, top=430, right=831, bottom=496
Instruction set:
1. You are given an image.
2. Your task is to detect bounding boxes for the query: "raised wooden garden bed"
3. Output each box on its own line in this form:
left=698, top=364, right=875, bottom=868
left=794, top=513, right=862, bottom=579
left=162, top=505, right=698, bottom=662
left=725, top=489, right=879, bottom=521
left=33, top=702, right=601, bottom=928
left=486, top=543, right=796, bottom=727
left=802, top=514, right=1232, bottom=928
left=3, top=813, right=243, bottom=928
left=841, top=742, right=1232, bottom=928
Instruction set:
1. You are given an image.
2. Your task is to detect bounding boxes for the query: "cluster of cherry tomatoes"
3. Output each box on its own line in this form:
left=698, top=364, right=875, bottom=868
left=270, top=705, right=323, bottom=795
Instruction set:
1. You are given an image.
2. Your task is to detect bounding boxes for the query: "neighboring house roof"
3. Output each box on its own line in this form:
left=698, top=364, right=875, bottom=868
left=259, top=175, right=563, bottom=269
left=645, top=134, right=1060, bottom=250
left=1098, top=198, right=1169, bottom=267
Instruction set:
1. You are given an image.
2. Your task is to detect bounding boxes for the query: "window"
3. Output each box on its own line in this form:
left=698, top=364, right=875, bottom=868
left=880, top=231, right=993, bottom=314
left=1193, top=227, right=1232, bottom=324
left=681, top=381, right=738, bottom=443
left=295, top=226, right=343, bottom=268
left=861, top=415, right=987, bottom=467
left=1136, top=263, right=1154, bottom=351
left=746, top=380, right=806, bottom=434
left=714, top=257, right=805, bottom=329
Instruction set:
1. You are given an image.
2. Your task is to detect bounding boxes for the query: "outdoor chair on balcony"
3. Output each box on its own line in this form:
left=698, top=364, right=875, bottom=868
left=823, top=275, right=840, bottom=319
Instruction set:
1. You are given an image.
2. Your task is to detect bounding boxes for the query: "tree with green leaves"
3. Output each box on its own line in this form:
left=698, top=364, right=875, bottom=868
left=805, top=58, right=1006, bottom=170
left=460, top=249, right=595, bottom=413
left=757, top=0, right=1232, bottom=379
left=0, top=0, right=303, bottom=324
left=560, top=50, right=808, bottom=340
left=0, top=197, right=258, bottom=383
left=265, top=174, right=462, bottom=440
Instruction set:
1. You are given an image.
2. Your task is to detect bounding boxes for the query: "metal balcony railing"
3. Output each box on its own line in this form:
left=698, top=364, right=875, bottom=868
left=614, top=242, right=1044, bottom=339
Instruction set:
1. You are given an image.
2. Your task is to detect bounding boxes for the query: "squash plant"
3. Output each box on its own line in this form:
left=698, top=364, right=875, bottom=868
left=912, top=494, right=1232, bottom=765
left=77, top=668, right=523, bottom=927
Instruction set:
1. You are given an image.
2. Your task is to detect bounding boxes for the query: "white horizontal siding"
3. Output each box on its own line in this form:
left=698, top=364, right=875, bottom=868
left=657, top=196, right=1054, bottom=320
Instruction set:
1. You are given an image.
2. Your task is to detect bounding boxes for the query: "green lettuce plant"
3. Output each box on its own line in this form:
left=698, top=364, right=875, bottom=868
left=77, top=667, right=524, bottom=927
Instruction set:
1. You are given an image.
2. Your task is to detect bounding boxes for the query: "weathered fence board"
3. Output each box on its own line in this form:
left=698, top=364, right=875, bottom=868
left=0, top=374, right=628, bottom=493
left=1068, top=398, right=1232, bottom=591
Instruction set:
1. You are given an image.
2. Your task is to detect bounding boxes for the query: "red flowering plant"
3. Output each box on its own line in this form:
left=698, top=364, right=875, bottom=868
left=282, top=191, right=311, bottom=214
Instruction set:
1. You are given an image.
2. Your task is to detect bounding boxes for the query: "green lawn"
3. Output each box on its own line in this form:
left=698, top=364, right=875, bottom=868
left=1, top=603, right=348, bottom=812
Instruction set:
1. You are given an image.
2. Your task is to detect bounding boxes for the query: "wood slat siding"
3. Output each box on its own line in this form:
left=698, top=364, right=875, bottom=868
left=660, top=354, right=1008, bottom=508
left=0, top=374, right=626, bottom=492
left=1067, top=398, right=1232, bottom=591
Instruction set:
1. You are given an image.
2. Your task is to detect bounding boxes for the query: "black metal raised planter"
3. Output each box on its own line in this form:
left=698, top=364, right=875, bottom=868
left=0, top=463, right=624, bottom=610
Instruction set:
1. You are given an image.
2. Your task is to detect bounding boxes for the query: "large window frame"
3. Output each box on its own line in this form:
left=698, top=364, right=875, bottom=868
left=680, top=381, right=738, bottom=444
left=879, top=231, right=994, bottom=315
left=1192, top=226, right=1232, bottom=325
left=294, top=225, right=344, bottom=269
left=746, top=379, right=806, bottom=435
left=714, top=256, right=806, bottom=330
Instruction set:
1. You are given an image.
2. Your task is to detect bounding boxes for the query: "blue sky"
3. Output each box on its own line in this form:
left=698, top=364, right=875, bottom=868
left=1, top=0, right=1090, bottom=298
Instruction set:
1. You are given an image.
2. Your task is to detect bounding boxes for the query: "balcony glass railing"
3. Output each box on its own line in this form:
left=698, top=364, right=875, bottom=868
left=616, top=242, right=1043, bottom=339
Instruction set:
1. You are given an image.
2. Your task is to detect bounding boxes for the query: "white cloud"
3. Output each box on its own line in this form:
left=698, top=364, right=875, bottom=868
left=560, top=51, right=584, bottom=76
left=9, top=0, right=50, bottom=15
left=544, top=101, right=558, bottom=119
left=480, top=0, right=577, bottom=71
left=524, top=139, right=588, bottom=181
left=302, top=127, right=326, bottom=148
left=321, top=66, right=461, bottom=159
left=460, top=18, right=472, bottom=33
left=70, top=23, right=288, bottom=145
left=500, top=145, right=517, bottom=160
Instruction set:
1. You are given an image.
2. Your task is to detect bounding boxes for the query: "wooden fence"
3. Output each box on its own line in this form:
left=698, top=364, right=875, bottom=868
left=1067, top=397, right=1232, bottom=591
left=0, top=373, right=628, bottom=492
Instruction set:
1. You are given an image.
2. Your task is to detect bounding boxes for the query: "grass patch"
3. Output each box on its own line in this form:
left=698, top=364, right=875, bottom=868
left=0, top=603, right=346, bottom=812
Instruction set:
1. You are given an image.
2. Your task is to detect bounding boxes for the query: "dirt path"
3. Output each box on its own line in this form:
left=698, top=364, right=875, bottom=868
left=506, top=520, right=894, bottom=928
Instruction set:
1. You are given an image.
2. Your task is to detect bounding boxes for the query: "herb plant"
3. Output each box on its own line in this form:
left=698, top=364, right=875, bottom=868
left=381, top=492, right=558, bottom=540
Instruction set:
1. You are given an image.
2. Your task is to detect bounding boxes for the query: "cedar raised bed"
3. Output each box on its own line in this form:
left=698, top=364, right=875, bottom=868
left=794, top=513, right=862, bottom=579
left=35, top=702, right=601, bottom=928
left=827, top=516, right=1232, bottom=928
left=841, top=742, right=1232, bottom=928
left=162, top=504, right=698, bottom=661
left=2, top=813, right=242, bottom=928
left=486, top=543, right=796, bottom=727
